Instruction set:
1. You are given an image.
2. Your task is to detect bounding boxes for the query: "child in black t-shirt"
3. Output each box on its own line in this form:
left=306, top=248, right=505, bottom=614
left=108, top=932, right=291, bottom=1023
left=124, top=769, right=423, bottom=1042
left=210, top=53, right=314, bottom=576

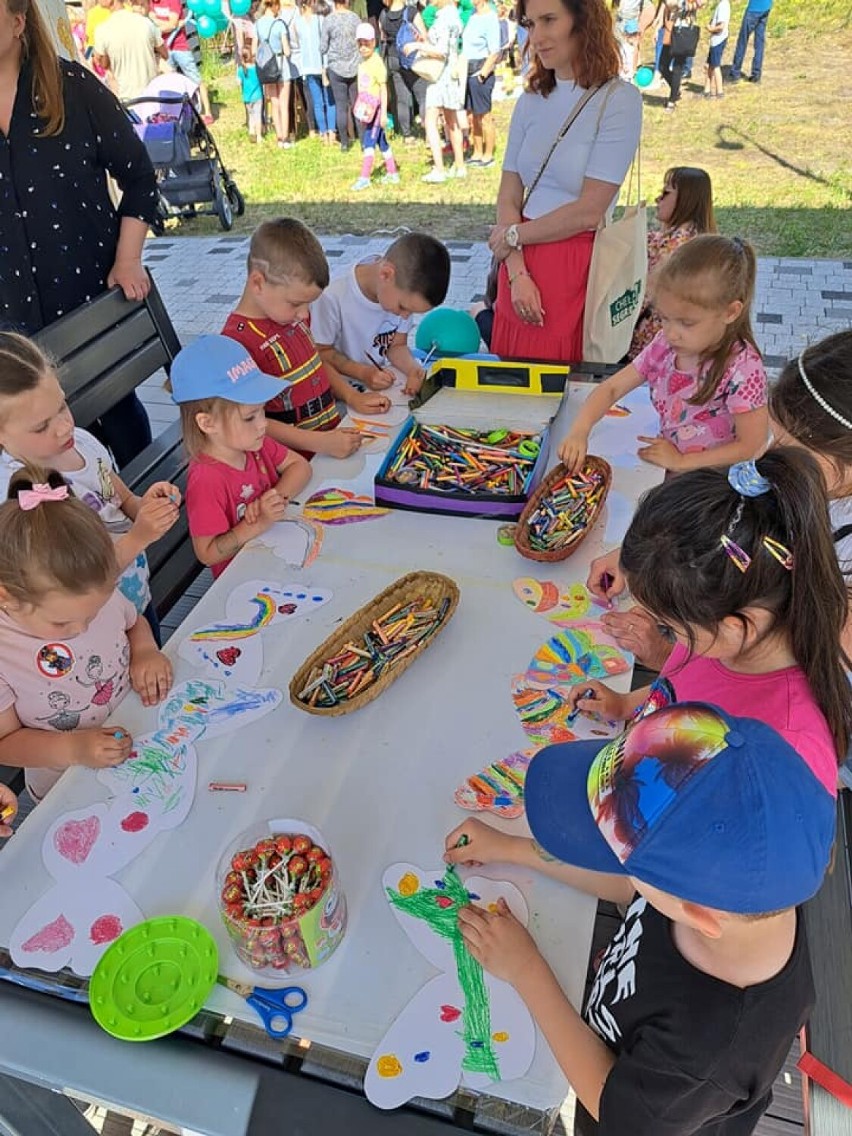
left=444, top=703, right=834, bottom=1136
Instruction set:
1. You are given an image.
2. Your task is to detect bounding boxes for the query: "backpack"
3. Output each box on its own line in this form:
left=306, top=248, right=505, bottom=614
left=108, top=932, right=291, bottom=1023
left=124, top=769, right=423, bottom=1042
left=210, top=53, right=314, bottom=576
left=256, top=19, right=283, bottom=84
left=395, top=6, right=420, bottom=71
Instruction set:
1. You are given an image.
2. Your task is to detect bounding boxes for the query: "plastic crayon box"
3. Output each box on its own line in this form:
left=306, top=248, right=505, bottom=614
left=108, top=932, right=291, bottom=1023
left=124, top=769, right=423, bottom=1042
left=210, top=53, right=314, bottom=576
left=375, top=417, right=550, bottom=520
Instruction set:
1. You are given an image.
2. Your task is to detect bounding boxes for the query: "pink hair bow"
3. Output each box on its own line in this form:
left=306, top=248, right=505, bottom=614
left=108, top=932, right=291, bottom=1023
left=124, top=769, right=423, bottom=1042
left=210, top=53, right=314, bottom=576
left=18, top=483, right=69, bottom=511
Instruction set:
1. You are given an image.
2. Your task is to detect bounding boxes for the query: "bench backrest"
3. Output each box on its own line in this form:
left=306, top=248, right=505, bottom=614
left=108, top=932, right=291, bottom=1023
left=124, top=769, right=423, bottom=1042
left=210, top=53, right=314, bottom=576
left=34, top=279, right=181, bottom=433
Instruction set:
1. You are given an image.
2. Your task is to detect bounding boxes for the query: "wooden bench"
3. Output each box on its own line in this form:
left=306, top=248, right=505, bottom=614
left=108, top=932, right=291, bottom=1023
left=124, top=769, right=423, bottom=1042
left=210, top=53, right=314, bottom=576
left=33, top=276, right=201, bottom=620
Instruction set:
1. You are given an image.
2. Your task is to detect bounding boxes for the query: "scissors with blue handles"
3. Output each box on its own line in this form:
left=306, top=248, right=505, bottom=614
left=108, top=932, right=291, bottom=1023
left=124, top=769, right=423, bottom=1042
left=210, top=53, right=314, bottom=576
left=217, top=976, right=308, bottom=1039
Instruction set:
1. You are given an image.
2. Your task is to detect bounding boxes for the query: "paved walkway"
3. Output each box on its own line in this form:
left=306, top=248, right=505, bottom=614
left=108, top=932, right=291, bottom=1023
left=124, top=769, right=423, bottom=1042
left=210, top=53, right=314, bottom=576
left=138, top=231, right=852, bottom=437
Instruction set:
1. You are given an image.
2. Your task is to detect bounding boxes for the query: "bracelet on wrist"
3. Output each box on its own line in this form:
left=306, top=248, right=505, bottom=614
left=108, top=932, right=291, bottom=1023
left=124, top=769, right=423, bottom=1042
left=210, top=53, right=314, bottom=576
left=508, top=269, right=530, bottom=286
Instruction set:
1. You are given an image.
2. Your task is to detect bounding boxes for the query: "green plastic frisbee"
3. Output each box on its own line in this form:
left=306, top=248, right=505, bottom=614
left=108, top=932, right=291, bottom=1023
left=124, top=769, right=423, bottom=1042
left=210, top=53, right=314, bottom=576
left=89, top=916, right=218, bottom=1041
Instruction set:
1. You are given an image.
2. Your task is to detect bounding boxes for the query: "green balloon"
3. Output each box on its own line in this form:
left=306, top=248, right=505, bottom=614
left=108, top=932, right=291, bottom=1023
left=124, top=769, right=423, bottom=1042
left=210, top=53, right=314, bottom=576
left=415, top=308, right=482, bottom=356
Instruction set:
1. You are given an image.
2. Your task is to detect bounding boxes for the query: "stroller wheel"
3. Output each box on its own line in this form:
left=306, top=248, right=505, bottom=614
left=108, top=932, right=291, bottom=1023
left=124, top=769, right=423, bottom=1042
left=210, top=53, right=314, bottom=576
left=214, top=185, right=234, bottom=231
left=226, top=182, right=246, bottom=217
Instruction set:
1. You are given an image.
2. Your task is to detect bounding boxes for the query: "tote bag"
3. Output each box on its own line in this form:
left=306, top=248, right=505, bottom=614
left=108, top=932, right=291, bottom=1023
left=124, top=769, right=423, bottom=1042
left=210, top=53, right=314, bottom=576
left=582, top=148, right=647, bottom=364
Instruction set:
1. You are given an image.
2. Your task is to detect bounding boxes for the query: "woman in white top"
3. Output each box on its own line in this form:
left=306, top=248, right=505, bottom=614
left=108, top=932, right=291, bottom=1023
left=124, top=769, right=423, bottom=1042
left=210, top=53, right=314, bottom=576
left=488, top=0, right=641, bottom=362
left=402, top=0, right=465, bottom=182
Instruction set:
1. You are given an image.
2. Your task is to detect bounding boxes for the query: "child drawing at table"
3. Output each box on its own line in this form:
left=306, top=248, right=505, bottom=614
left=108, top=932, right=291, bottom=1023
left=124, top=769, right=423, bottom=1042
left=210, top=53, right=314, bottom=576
left=629, top=167, right=716, bottom=358
left=571, top=450, right=852, bottom=796
left=0, top=333, right=181, bottom=645
left=173, top=335, right=311, bottom=579
left=223, top=218, right=381, bottom=461
left=0, top=466, right=173, bottom=802
left=444, top=702, right=833, bottom=1136
left=311, top=231, right=451, bottom=398
left=560, top=235, right=767, bottom=474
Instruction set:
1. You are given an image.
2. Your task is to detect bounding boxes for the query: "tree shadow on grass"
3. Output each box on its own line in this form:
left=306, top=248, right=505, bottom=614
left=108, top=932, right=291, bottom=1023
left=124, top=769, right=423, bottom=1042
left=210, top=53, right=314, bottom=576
left=714, top=125, right=852, bottom=201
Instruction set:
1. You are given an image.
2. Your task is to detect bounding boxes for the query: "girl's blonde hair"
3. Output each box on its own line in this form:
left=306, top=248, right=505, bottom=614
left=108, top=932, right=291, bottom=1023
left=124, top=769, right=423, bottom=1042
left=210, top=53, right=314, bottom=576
left=0, top=466, right=117, bottom=604
left=10, top=0, right=65, bottom=137
left=664, top=166, right=716, bottom=234
left=654, top=234, right=758, bottom=406
left=0, top=334, right=56, bottom=440
left=180, top=398, right=237, bottom=458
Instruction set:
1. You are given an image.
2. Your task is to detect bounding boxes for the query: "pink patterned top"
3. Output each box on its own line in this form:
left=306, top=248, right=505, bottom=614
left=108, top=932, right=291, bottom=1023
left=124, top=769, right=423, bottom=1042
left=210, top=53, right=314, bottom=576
left=634, top=331, right=767, bottom=454
left=629, top=223, right=699, bottom=357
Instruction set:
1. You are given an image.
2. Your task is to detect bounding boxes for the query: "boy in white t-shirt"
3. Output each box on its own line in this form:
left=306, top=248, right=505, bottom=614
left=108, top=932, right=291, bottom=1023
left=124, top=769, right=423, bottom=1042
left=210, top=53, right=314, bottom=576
left=310, top=232, right=451, bottom=398
left=704, top=0, right=731, bottom=98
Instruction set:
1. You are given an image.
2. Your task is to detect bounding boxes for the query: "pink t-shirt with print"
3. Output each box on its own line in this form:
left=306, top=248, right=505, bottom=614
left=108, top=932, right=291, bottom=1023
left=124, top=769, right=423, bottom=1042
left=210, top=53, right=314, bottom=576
left=659, top=643, right=837, bottom=796
left=634, top=331, right=767, bottom=454
left=0, top=590, right=137, bottom=801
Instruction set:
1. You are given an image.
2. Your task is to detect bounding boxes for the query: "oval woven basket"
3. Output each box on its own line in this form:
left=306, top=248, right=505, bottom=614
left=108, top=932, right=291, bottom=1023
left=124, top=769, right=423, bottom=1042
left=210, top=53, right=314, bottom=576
left=514, top=456, right=612, bottom=563
left=289, top=571, right=460, bottom=717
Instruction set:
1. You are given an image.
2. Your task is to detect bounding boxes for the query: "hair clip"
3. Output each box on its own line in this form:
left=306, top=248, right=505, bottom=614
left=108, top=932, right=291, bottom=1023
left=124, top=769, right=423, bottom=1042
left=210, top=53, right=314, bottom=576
left=797, top=351, right=852, bottom=430
left=727, top=461, right=771, bottom=498
left=720, top=534, right=751, bottom=573
left=762, top=537, right=794, bottom=571
left=18, top=483, right=69, bottom=511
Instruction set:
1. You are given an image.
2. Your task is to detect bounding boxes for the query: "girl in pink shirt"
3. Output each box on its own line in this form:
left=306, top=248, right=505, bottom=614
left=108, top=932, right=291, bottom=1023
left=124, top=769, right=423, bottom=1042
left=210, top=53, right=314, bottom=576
left=0, top=467, right=173, bottom=801
left=570, top=450, right=851, bottom=796
left=560, top=234, right=768, bottom=475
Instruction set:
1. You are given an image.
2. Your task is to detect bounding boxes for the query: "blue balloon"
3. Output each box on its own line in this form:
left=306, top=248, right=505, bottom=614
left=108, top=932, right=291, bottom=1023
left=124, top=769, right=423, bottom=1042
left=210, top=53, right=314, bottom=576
left=186, top=0, right=205, bottom=13
left=201, top=0, right=222, bottom=16
left=634, top=66, right=654, bottom=89
left=230, top=0, right=252, bottom=14
left=196, top=13, right=219, bottom=36
left=415, top=308, right=481, bottom=356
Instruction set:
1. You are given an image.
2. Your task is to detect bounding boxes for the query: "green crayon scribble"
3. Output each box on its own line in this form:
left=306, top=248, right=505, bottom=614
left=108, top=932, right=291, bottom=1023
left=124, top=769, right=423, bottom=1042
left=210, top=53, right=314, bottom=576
left=386, top=868, right=499, bottom=1079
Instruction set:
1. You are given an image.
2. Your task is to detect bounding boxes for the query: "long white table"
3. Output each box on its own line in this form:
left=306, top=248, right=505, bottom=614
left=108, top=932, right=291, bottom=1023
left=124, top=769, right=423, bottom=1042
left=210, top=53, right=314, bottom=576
left=0, top=381, right=663, bottom=1132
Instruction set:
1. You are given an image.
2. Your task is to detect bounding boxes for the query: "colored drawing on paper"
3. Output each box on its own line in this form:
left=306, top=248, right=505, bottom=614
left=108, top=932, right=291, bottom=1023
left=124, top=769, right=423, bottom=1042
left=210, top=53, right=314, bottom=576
left=512, top=578, right=622, bottom=626
left=190, top=593, right=276, bottom=641
left=510, top=674, right=620, bottom=747
left=454, top=749, right=538, bottom=819
left=10, top=679, right=281, bottom=978
left=526, top=628, right=630, bottom=687
left=605, top=403, right=631, bottom=417
left=365, top=864, right=535, bottom=1109
left=251, top=518, right=324, bottom=568
left=302, top=488, right=389, bottom=525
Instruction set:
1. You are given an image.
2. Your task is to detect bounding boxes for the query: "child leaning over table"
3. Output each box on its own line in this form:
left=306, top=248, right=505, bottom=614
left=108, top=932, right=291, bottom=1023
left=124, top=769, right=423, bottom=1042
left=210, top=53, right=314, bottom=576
left=311, top=231, right=451, bottom=398
left=445, top=702, right=834, bottom=1136
left=0, top=466, right=172, bottom=803
left=173, top=335, right=311, bottom=579
left=223, top=218, right=388, bottom=460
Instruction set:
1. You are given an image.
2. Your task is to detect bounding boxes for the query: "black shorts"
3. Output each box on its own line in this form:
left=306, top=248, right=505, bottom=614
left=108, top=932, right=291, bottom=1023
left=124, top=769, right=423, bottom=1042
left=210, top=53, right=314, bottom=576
left=466, top=64, right=495, bottom=115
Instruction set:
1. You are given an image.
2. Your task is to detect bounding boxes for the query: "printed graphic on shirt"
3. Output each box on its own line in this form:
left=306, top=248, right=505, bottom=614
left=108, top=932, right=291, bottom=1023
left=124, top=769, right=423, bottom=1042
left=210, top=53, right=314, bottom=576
left=586, top=895, right=647, bottom=1044
left=36, top=690, right=86, bottom=731
left=37, top=643, right=75, bottom=679
left=372, top=321, right=400, bottom=361
left=76, top=655, right=119, bottom=708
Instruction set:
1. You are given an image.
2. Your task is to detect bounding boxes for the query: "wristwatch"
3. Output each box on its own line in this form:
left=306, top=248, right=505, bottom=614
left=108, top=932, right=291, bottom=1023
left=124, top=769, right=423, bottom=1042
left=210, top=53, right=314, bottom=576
left=505, top=223, right=522, bottom=249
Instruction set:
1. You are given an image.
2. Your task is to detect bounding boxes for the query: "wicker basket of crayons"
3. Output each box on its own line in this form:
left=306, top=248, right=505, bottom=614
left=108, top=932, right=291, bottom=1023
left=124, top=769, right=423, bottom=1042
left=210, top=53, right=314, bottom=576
left=289, top=571, right=460, bottom=717
left=514, top=456, right=612, bottom=563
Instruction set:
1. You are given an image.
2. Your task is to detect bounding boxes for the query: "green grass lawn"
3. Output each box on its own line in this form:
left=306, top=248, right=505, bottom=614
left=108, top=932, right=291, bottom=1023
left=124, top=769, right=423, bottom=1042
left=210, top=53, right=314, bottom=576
left=180, top=0, right=852, bottom=256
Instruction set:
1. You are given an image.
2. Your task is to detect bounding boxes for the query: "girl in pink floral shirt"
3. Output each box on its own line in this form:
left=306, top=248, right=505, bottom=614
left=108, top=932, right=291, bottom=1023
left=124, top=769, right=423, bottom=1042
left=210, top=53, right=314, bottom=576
left=629, top=166, right=716, bottom=358
left=560, top=234, right=768, bottom=474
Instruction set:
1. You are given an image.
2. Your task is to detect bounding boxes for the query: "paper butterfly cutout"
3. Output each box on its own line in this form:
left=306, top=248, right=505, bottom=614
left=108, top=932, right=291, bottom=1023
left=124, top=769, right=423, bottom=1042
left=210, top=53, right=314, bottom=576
left=365, top=864, right=535, bottom=1109
left=302, top=488, right=389, bottom=525
left=10, top=679, right=281, bottom=976
left=250, top=518, right=324, bottom=567
left=179, top=580, right=333, bottom=686
left=526, top=628, right=630, bottom=688
left=512, top=578, right=620, bottom=626
left=510, top=674, right=618, bottom=748
left=453, top=749, right=538, bottom=819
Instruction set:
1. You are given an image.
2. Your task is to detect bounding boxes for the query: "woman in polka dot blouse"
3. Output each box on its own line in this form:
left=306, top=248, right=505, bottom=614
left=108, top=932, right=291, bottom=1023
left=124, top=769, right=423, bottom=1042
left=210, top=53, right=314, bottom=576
left=0, top=0, right=159, bottom=467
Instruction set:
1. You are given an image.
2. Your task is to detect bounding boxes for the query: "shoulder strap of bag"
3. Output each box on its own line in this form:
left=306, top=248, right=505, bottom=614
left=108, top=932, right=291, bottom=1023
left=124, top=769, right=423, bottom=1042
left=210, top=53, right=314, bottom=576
left=521, top=80, right=610, bottom=211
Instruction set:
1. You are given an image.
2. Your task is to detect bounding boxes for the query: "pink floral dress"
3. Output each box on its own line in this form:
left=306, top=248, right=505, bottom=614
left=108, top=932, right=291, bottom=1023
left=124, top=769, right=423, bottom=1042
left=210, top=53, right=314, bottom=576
left=629, top=222, right=698, bottom=359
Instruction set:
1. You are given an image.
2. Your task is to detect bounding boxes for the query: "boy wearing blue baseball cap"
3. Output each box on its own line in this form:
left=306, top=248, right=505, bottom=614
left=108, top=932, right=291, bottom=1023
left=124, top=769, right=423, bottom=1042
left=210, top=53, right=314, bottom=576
left=445, top=703, right=835, bottom=1136
left=171, top=335, right=311, bottom=578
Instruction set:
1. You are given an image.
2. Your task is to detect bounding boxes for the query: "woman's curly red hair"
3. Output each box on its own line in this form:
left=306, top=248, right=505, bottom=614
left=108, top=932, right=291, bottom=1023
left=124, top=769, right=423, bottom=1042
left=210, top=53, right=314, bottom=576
left=518, top=0, right=620, bottom=95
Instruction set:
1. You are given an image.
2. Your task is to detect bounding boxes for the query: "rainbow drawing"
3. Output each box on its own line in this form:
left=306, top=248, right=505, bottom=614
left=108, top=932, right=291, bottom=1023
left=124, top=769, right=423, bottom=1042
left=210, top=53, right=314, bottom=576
left=190, top=593, right=277, bottom=642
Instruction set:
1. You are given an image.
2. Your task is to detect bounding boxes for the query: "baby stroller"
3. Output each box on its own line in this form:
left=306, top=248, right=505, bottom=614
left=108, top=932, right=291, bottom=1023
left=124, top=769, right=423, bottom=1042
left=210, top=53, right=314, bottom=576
left=127, top=74, right=245, bottom=233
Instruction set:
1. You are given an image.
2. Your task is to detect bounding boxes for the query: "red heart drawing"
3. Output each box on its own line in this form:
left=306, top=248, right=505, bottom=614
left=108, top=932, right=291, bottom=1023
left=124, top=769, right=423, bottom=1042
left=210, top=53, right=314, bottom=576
left=22, top=914, right=74, bottom=953
left=278, top=603, right=298, bottom=615
left=216, top=647, right=241, bottom=666
left=53, top=816, right=100, bottom=864
left=439, top=1004, right=461, bottom=1022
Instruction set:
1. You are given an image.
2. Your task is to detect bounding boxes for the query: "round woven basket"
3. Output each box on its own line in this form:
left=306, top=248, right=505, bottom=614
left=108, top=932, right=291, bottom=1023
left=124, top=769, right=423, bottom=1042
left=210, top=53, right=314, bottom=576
left=289, top=571, right=460, bottom=717
left=514, top=456, right=612, bottom=563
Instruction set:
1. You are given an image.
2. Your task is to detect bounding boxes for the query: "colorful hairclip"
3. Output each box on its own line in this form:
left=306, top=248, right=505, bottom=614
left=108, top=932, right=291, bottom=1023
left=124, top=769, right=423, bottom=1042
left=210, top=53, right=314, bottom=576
left=762, top=537, right=793, bottom=571
left=727, top=461, right=771, bottom=498
left=18, top=483, right=69, bottom=511
left=720, top=534, right=751, bottom=573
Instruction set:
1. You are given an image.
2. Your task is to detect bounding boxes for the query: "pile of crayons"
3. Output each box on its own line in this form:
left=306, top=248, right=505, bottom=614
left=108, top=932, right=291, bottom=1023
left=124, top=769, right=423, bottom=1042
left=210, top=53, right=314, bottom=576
left=297, top=596, right=451, bottom=709
left=525, top=467, right=607, bottom=552
left=383, top=422, right=541, bottom=497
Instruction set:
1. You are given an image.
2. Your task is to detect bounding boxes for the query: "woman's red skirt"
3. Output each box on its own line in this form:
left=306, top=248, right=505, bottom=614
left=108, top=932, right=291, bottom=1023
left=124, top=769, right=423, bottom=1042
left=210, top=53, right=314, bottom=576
left=491, top=228, right=595, bottom=363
